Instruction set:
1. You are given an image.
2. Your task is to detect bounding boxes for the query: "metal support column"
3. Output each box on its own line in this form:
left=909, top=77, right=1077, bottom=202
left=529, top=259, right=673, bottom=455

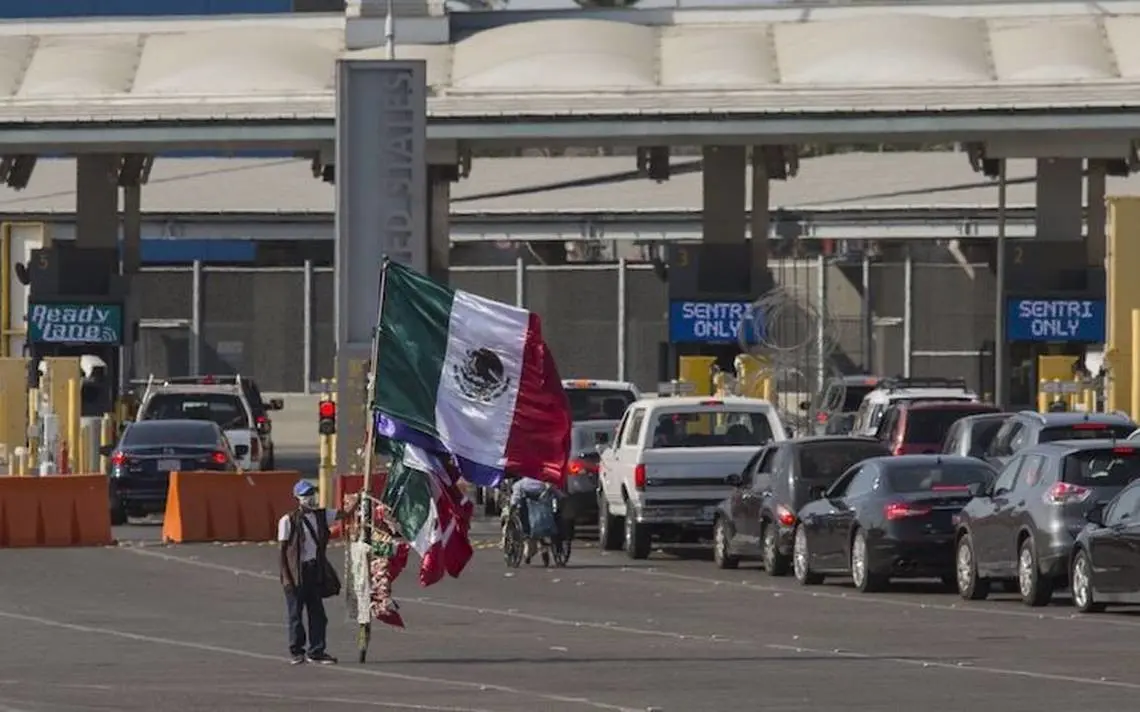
left=515, top=256, right=526, bottom=308
left=903, top=247, right=913, bottom=378
left=303, top=259, right=314, bottom=395
left=190, top=260, right=202, bottom=377
left=617, top=258, right=627, bottom=382
left=816, top=254, right=827, bottom=392
left=994, top=160, right=1008, bottom=408
left=861, top=253, right=873, bottom=371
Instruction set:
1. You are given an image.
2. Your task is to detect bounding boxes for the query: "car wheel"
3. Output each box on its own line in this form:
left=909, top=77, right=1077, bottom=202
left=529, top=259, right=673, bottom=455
left=762, top=522, right=791, bottom=577
left=713, top=517, right=739, bottom=569
left=1070, top=549, right=1105, bottom=613
left=599, top=495, right=624, bottom=551
left=850, top=529, right=887, bottom=593
left=624, top=512, right=651, bottom=560
left=793, top=525, right=824, bottom=585
left=956, top=533, right=990, bottom=601
left=1018, top=537, right=1054, bottom=607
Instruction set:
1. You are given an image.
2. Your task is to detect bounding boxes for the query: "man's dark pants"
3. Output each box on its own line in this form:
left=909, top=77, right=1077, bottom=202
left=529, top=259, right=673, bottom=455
left=285, top=560, right=328, bottom=656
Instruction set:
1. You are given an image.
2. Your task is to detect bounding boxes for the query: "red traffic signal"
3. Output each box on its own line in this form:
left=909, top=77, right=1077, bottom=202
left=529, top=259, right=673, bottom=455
left=318, top=399, right=336, bottom=435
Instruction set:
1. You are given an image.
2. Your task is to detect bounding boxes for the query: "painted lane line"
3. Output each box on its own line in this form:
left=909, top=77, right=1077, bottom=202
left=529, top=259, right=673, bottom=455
left=0, top=609, right=638, bottom=712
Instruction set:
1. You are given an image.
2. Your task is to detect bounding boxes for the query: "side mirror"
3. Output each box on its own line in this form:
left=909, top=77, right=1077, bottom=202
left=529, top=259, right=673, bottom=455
left=967, top=481, right=986, bottom=498
left=798, top=400, right=811, bottom=412
left=1086, top=504, right=1105, bottom=527
left=726, top=473, right=742, bottom=487
left=98, top=444, right=115, bottom=457
left=234, top=445, right=249, bottom=458
left=268, top=398, right=284, bottom=411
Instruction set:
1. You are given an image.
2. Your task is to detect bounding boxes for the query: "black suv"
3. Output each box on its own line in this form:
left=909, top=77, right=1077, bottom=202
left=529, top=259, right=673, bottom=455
left=713, top=436, right=889, bottom=574
left=983, top=411, right=1136, bottom=470
left=801, top=376, right=882, bottom=436
left=953, top=439, right=1140, bottom=606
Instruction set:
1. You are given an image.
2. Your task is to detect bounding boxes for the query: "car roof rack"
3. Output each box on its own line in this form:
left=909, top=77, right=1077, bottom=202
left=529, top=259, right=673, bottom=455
left=135, top=374, right=244, bottom=411
left=879, top=376, right=968, bottom=392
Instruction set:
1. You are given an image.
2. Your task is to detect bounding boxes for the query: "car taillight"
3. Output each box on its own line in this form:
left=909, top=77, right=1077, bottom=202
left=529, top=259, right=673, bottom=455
left=815, top=412, right=828, bottom=424
left=567, top=458, right=597, bottom=477
left=110, top=451, right=126, bottom=466
left=634, top=464, right=646, bottom=489
left=1043, top=481, right=1091, bottom=505
left=884, top=502, right=932, bottom=520
left=211, top=451, right=229, bottom=466
left=1072, top=423, right=1107, bottom=430
left=776, top=505, right=796, bottom=526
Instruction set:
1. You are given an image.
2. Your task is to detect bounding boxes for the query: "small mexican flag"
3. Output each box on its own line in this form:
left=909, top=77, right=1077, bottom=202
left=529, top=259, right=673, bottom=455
left=382, top=440, right=474, bottom=587
left=372, top=261, right=571, bottom=488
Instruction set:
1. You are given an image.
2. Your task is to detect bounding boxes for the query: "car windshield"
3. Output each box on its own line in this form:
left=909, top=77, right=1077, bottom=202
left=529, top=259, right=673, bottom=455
left=648, top=410, right=774, bottom=448
left=143, top=393, right=249, bottom=429
left=571, top=424, right=615, bottom=453
left=122, top=422, right=219, bottom=447
left=840, top=385, right=877, bottom=411
left=885, top=463, right=994, bottom=492
left=1040, top=424, right=1135, bottom=442
left=1063, top=448, right=1140, bottom=487
left=565, top=388, right=635, bottom=421
left=798, top=441, right=888, bottom=483
left=968, top=419, right=1008, bottom=457
left=904, top=407, right=1000, bottom=443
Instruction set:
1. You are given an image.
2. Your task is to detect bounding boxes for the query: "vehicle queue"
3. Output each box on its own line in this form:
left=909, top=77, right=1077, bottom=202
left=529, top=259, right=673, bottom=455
left=580, top=375, right=1140, bottom=616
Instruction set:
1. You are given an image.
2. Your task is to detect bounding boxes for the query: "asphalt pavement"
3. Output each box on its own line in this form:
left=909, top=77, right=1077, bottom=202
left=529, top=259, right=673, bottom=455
left=13, top=405, right=1140, bottom=711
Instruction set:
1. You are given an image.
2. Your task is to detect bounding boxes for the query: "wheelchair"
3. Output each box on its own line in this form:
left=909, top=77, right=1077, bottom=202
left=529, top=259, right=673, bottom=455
left=502, top=491, right=571, bottom=569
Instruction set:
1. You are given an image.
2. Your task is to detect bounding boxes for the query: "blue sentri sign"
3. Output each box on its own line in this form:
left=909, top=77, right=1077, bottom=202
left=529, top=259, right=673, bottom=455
left=1006, top=298, right=1106, bottom=343
left=669, top=301, right=761, bottom=344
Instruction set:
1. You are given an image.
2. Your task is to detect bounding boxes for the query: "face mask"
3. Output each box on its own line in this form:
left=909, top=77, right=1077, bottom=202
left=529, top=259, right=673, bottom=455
left=299, top=494, right=317, bottom=509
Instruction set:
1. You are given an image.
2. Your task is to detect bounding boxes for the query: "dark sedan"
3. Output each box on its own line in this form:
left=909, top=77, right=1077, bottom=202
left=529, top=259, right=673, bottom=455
left=792, top=455, right=997, bottom=592
left=105, top=419, right=246, bottom=525
left=1070, top=478, right=1140, bottom=613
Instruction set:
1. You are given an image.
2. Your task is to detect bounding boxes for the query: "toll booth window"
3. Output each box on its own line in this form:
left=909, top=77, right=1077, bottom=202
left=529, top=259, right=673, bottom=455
left=649, top=411, right=774, bottom=448
left=143, top=393, right=249, bottom=429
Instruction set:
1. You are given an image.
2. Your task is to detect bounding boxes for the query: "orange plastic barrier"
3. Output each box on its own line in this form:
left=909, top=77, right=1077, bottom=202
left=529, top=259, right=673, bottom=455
left=161, top=470, right=301, bottom=544
left=0, top=474, right=113, bottom=548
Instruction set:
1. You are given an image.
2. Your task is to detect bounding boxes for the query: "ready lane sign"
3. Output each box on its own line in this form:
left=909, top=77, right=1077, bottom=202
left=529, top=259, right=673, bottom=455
left=1006, top=298, right=1105, bottom=343
left=27, top=303, right=124, bottom=345
left=669, top=301, right=762, bottom=344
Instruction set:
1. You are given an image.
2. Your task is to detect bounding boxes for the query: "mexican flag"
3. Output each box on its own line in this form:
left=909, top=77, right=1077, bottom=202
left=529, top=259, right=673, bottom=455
left=372, top=261, right=571, bottom=488
left=382, top=440, right=474, bottom=587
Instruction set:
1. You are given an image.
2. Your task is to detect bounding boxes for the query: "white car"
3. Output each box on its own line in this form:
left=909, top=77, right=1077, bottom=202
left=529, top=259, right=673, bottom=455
left=850, top=377, right=978, bottom=438
left=597, top=396, right=787, bottom=560
left=561, top=378, right=641, bottom=422
left=135, top=382, right=262, bottom=471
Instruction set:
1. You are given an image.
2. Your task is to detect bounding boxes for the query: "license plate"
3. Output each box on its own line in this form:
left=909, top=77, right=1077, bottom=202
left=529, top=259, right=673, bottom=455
left=157, top=459, right=181, bottom=472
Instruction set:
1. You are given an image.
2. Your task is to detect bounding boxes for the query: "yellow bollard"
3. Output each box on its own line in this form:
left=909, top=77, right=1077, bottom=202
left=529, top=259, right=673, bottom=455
left=16, top=447, right=26, bottom=476
left=1037, top=380, right=1049, bottom=413
left=1133, top=309, right=1140, bottom=423
left=318, top=433, right=333, bottom=509
left=26, top=387, right=37, bottom=471
left=67, top=377, right=79, bottom=474
left=99, top=413, right=114, bottom=473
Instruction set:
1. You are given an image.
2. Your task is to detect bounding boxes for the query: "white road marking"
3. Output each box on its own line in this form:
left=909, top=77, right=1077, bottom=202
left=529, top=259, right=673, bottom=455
left=245, top=691, right=499, bottom=712
left=0, top=608, right=638, bottom=712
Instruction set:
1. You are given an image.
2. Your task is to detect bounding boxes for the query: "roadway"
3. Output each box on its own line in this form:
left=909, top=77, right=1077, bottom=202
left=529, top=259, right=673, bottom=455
left=13, top=404, right=1138, bottom=711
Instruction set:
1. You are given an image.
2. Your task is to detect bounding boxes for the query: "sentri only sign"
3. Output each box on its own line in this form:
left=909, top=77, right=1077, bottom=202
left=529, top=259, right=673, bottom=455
left=27, top=302, right=124, bottom=345
left=1006, top=298, right=1106, bottom=343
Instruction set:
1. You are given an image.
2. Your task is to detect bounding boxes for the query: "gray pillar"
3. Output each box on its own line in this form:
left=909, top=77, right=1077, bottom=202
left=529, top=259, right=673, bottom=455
left=75, top=155, right=119, bottom=249
left=121, top=184, right=142, bottom=274
left=1086, top=159, right=1107, bottom=269
left=750, top=148, right=771, bottom=295
left=427, top=167, right=450, bottom=284
left=701, top=146, right=747, bottom=244
left=1035, top=158, right=1083, bottom=242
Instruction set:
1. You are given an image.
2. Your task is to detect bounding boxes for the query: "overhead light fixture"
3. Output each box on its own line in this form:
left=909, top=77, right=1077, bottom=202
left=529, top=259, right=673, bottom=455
left=117, top=154, right=153, bottom=187
left=0, top=155, right=36, bottom=190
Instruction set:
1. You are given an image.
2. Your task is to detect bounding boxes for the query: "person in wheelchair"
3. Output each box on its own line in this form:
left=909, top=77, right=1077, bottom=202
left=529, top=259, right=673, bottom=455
left=505, top=475, right=564, bottom=565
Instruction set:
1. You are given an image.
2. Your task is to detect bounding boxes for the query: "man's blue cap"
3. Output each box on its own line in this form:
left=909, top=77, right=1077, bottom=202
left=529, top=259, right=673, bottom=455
left=293, top=480, right=317, bottom=498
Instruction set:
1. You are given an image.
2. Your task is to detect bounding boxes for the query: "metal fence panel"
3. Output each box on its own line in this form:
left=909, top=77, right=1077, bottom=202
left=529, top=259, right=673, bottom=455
left=134, top=270, right=193, bottom=320
left=312, top=269, right=335, bottom=386
left=526, top=267, right=619, bottom=383
left=626, top=268, right=667, bottom=391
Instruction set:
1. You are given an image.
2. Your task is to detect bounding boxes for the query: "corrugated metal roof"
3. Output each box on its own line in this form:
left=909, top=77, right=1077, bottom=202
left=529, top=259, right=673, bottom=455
left=0, top=9, right=1138, bottom=122
left=3, top=152, right=1139, bottom=216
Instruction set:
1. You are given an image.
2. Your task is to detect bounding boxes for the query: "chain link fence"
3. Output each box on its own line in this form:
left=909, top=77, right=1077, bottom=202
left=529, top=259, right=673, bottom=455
left=130, top=256, right=994, bottom=394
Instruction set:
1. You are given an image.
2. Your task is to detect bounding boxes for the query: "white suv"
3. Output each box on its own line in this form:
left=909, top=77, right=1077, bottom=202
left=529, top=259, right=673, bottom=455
left=850, top=377, right=978, bottom=438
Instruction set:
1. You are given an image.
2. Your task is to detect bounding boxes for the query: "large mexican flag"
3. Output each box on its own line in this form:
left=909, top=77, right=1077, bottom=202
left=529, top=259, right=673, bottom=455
left=372, top=261, right=571, bottom=488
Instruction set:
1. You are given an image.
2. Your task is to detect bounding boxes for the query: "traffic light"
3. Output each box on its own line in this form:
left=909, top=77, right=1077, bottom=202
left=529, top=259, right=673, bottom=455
left=318, top=399, right=336, bottom=436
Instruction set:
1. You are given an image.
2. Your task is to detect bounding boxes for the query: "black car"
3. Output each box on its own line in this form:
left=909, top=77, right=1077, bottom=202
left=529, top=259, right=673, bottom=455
left=713, top=436, right=890, bottom=574
left=792, top=455, right=996, bottom=592
left=954, top=440, right=1140, bottom=606
left=105, top=419, right=246, bottom=525
left=562, top=422, right=617, bottom=528
left=801, top=375, right=883, bottom=435
left=983, top=410, right=1136, bottom=470
left=940, top=412, right=1013, bottom=458
left=1070, top=479, right=1140, bottom=613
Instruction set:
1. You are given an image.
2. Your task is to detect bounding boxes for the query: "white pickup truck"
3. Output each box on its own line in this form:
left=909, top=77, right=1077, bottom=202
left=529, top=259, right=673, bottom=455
left=597, top=396, right=787, bottom=560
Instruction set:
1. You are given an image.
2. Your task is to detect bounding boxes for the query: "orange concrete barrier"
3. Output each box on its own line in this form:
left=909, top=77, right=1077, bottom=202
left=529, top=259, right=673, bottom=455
left=161, top=470, right=301, bottom=544
left=0, top=474, right=113, bottom=548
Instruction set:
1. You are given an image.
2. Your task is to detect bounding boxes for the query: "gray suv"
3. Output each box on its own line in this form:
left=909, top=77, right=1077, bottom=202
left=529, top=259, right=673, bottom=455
left=953, top=439, right=1140, bottom=606
left=983, top=411, right=1136, bottom=469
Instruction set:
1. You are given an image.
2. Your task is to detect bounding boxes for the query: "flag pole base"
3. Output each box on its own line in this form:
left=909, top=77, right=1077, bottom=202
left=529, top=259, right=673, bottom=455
left=357, top=622, right=371, bottom=663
